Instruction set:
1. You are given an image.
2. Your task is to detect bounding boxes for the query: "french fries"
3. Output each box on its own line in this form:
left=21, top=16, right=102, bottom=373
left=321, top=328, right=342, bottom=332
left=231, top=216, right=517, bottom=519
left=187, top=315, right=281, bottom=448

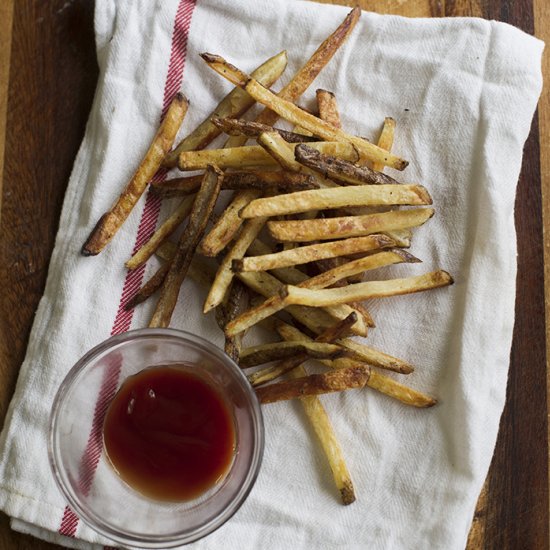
left=149, top=166, right=223, bottom=328
left=373, top=117, right=396, bottom=173
left=215, top=280, right=247, bottom=363
left=268, top=208, right=435, bottom=242
left=241, top=184, right=432, bottom=218
left=256, top=366, right=370, bottom=404
left=152, top=171, right=318, bottom=197
left=316, top=89, right=342, bottom=129
left=201, top=54, right=408, bottom=170
left=82, top=93, right=189, bottom=256
left=295, top=143, right=401, bottom=186
left=233, top=234, right=394, bottom=272
left=163, top=51, right=288, bottom=167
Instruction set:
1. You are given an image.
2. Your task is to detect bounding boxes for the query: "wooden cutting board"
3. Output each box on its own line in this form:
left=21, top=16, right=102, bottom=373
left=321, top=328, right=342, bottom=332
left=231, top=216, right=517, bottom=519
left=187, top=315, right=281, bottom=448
left=0, top=1, right=547, bottom=548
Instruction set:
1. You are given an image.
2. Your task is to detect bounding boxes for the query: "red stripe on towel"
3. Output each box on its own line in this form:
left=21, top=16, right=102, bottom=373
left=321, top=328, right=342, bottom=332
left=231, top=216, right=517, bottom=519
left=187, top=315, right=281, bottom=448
left=58, top=0, right=196, bottom=539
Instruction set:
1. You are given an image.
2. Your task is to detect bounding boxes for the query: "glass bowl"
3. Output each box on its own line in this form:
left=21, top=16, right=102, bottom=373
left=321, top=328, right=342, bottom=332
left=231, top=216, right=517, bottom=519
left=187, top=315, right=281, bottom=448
left=48, top=328, right=264, bottom=548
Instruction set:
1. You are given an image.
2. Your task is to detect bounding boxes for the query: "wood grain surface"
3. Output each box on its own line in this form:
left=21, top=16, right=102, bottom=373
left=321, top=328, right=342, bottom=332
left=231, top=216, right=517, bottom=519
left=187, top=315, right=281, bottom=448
left=0, top=1, right=547, bottom=549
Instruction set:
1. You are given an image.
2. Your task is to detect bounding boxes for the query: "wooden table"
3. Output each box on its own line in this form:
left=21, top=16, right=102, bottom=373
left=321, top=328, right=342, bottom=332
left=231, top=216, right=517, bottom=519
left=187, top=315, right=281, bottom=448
left=0, top=1, right=547, bottom=548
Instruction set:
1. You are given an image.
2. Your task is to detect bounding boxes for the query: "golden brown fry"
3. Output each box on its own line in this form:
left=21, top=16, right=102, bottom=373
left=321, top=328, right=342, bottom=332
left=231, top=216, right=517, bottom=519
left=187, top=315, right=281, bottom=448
left=149, top=166, right=223, bottom=328
left=276, top=320, right=414, bottom=375
left=125, top=194, right=196, bottom=270
left=302, top=249, right=421, bottom=290
left=198, top=189, right=260, bottom=257
left=82, top=93, right=189, bottom=256
left=239, top=341, right=348, bottom=368
left=201, top=54, right=408, bottom=170
left=233, top=234, right=394, bottom=272
left=241, top=184, right=432, bottom=218
left=152, top=171, right=319, bottom=197
left=316, top=89, right=342, bottom=129
left=204, top=217, right=266, bottom=313
left=268, top=208, right=435, bottom=242
left=163, top=51, right=288, bottom=167
left=281, top=270, right=454, bottom=307
left=125, top=262, right=170, bottom=310
left=177, top=141, right=358, bottom=171
left=256, top=365, right=370, bottom=404
left=211, top=117, right=317, bottom=143
left=295, top=143, right=401, bottom=186
left=366, top=370, right=436, bottom=407
left=372, top=117, right=396, bottom=173
left=215, top=280, right=247, bottom=363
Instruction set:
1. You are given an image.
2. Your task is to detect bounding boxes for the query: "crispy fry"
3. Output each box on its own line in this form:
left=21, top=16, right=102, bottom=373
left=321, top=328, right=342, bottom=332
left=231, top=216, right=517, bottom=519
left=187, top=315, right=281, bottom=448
left=239, top=341, right=348, bottom=368
left=372, top=117, right=396, bottom=173
left=367, top=370, right=436, bottom=407
left=198, top=189, right=260, bottom=257
left=149, top=166, right=223, bottom=328
left=280, top=270, right=453, bottom=308
left=163, top=51, right=288, bottom=167
left=256, top=365, right=370, bottom=404
left=316, top=89, right=341, bottom=129
left=295, top=143, right=401, bottom=186
left=201, top=54, right=408, bottom=170
left=241, top=184, right=432, bottom=218
left=152, top=171, right=319, bottom=197
left=268, top=208, right=435, bottom=242
left=211, top=117, right=317, bottom=143
left=233, top=234, right=394, bottom=272
left=125, top=262, right=170, bottom=310
left=215, top=280, right=247, bottom=363
left=177, top=141, right=358, bottom=171
left=204, top=217, right=266, bottom=313
left=276, top=321, right=414, bottom=375
left=303, top=249, right=421, bottom=289
left=82, top=93, right=189, bottom=256
left=125, top=194, right=196, bottom=270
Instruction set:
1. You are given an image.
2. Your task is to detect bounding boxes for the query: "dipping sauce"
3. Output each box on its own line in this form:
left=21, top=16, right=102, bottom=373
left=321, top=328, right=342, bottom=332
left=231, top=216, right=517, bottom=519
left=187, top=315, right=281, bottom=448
left=103, top=365, right=236, bottom=502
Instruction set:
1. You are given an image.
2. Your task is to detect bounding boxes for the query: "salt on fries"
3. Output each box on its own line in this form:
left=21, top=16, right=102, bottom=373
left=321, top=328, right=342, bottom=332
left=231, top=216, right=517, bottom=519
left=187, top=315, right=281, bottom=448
left=82, top=8, right=453, bottom=506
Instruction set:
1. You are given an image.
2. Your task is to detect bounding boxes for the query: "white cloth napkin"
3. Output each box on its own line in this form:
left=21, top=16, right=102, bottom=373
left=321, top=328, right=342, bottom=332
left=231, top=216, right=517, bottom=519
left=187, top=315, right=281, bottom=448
left=0, top=0, right=543, bottom=548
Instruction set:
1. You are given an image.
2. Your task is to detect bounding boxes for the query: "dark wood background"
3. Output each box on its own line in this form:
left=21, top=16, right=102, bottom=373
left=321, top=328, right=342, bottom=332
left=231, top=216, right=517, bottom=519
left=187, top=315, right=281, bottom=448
left=0, top=1, right=547, bottom=548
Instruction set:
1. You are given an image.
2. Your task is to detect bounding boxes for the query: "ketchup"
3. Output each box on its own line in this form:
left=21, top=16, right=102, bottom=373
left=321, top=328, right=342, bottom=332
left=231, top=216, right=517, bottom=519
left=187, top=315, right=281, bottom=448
left=103, top=365, right=235, bottom=502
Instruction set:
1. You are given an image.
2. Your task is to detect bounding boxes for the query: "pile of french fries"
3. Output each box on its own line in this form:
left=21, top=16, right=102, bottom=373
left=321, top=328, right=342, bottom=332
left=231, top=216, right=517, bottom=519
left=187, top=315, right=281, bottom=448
left=82, top=8, right=453, bottom=505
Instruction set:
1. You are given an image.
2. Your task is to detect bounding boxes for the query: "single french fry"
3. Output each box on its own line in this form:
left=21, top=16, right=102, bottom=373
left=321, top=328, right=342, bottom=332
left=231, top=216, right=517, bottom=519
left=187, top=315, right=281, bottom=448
left=201, top=54, right=408, bottom=170
left=125, top=194, right=196, bottom=270
left=211, top=117, right=317, bottom=143
left=276, top=320, right=415, bottom=376
left=125, top=262, right=170, bottom=310
left=149, top=166, right=223, bottom=328
left=204, top=217, right=267, bottom=313
left=281, top=270, right=454, bottom=308
left=163, top=51, right=288, bottom=167
left=372, top=117, right=396, bottom=173
left=302, top=249, right=421, bottom=290
left=268, top=208, right=435, bottom=242
left=178, top=140, right=358, bottom=171
left=226, top=7, right=361, bottom=149
left=316, top=89, right=341, bottom=129
left=295, top=143, right=401, bottom=186
left=198, top=189, right=260, bottom=257
left=241, top=184, right=432, bottom=219
left=152, top=171, right=318, bottom=197
left=233, top=234, right=394, bottom=272
left=256, top=365, right=370, bottom=404
left=82, top=93, right=189, bottom=256
left=239, top=341, right=348, bottom=368
left=215, top=280, right=247, bottom=363
left=366, top=370, right=436, bottom=407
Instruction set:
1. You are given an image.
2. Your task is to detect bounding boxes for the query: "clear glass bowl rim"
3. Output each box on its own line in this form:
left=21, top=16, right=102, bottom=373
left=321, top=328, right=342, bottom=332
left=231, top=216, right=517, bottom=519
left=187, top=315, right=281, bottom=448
left=48, top=327, right=265, bottom=548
